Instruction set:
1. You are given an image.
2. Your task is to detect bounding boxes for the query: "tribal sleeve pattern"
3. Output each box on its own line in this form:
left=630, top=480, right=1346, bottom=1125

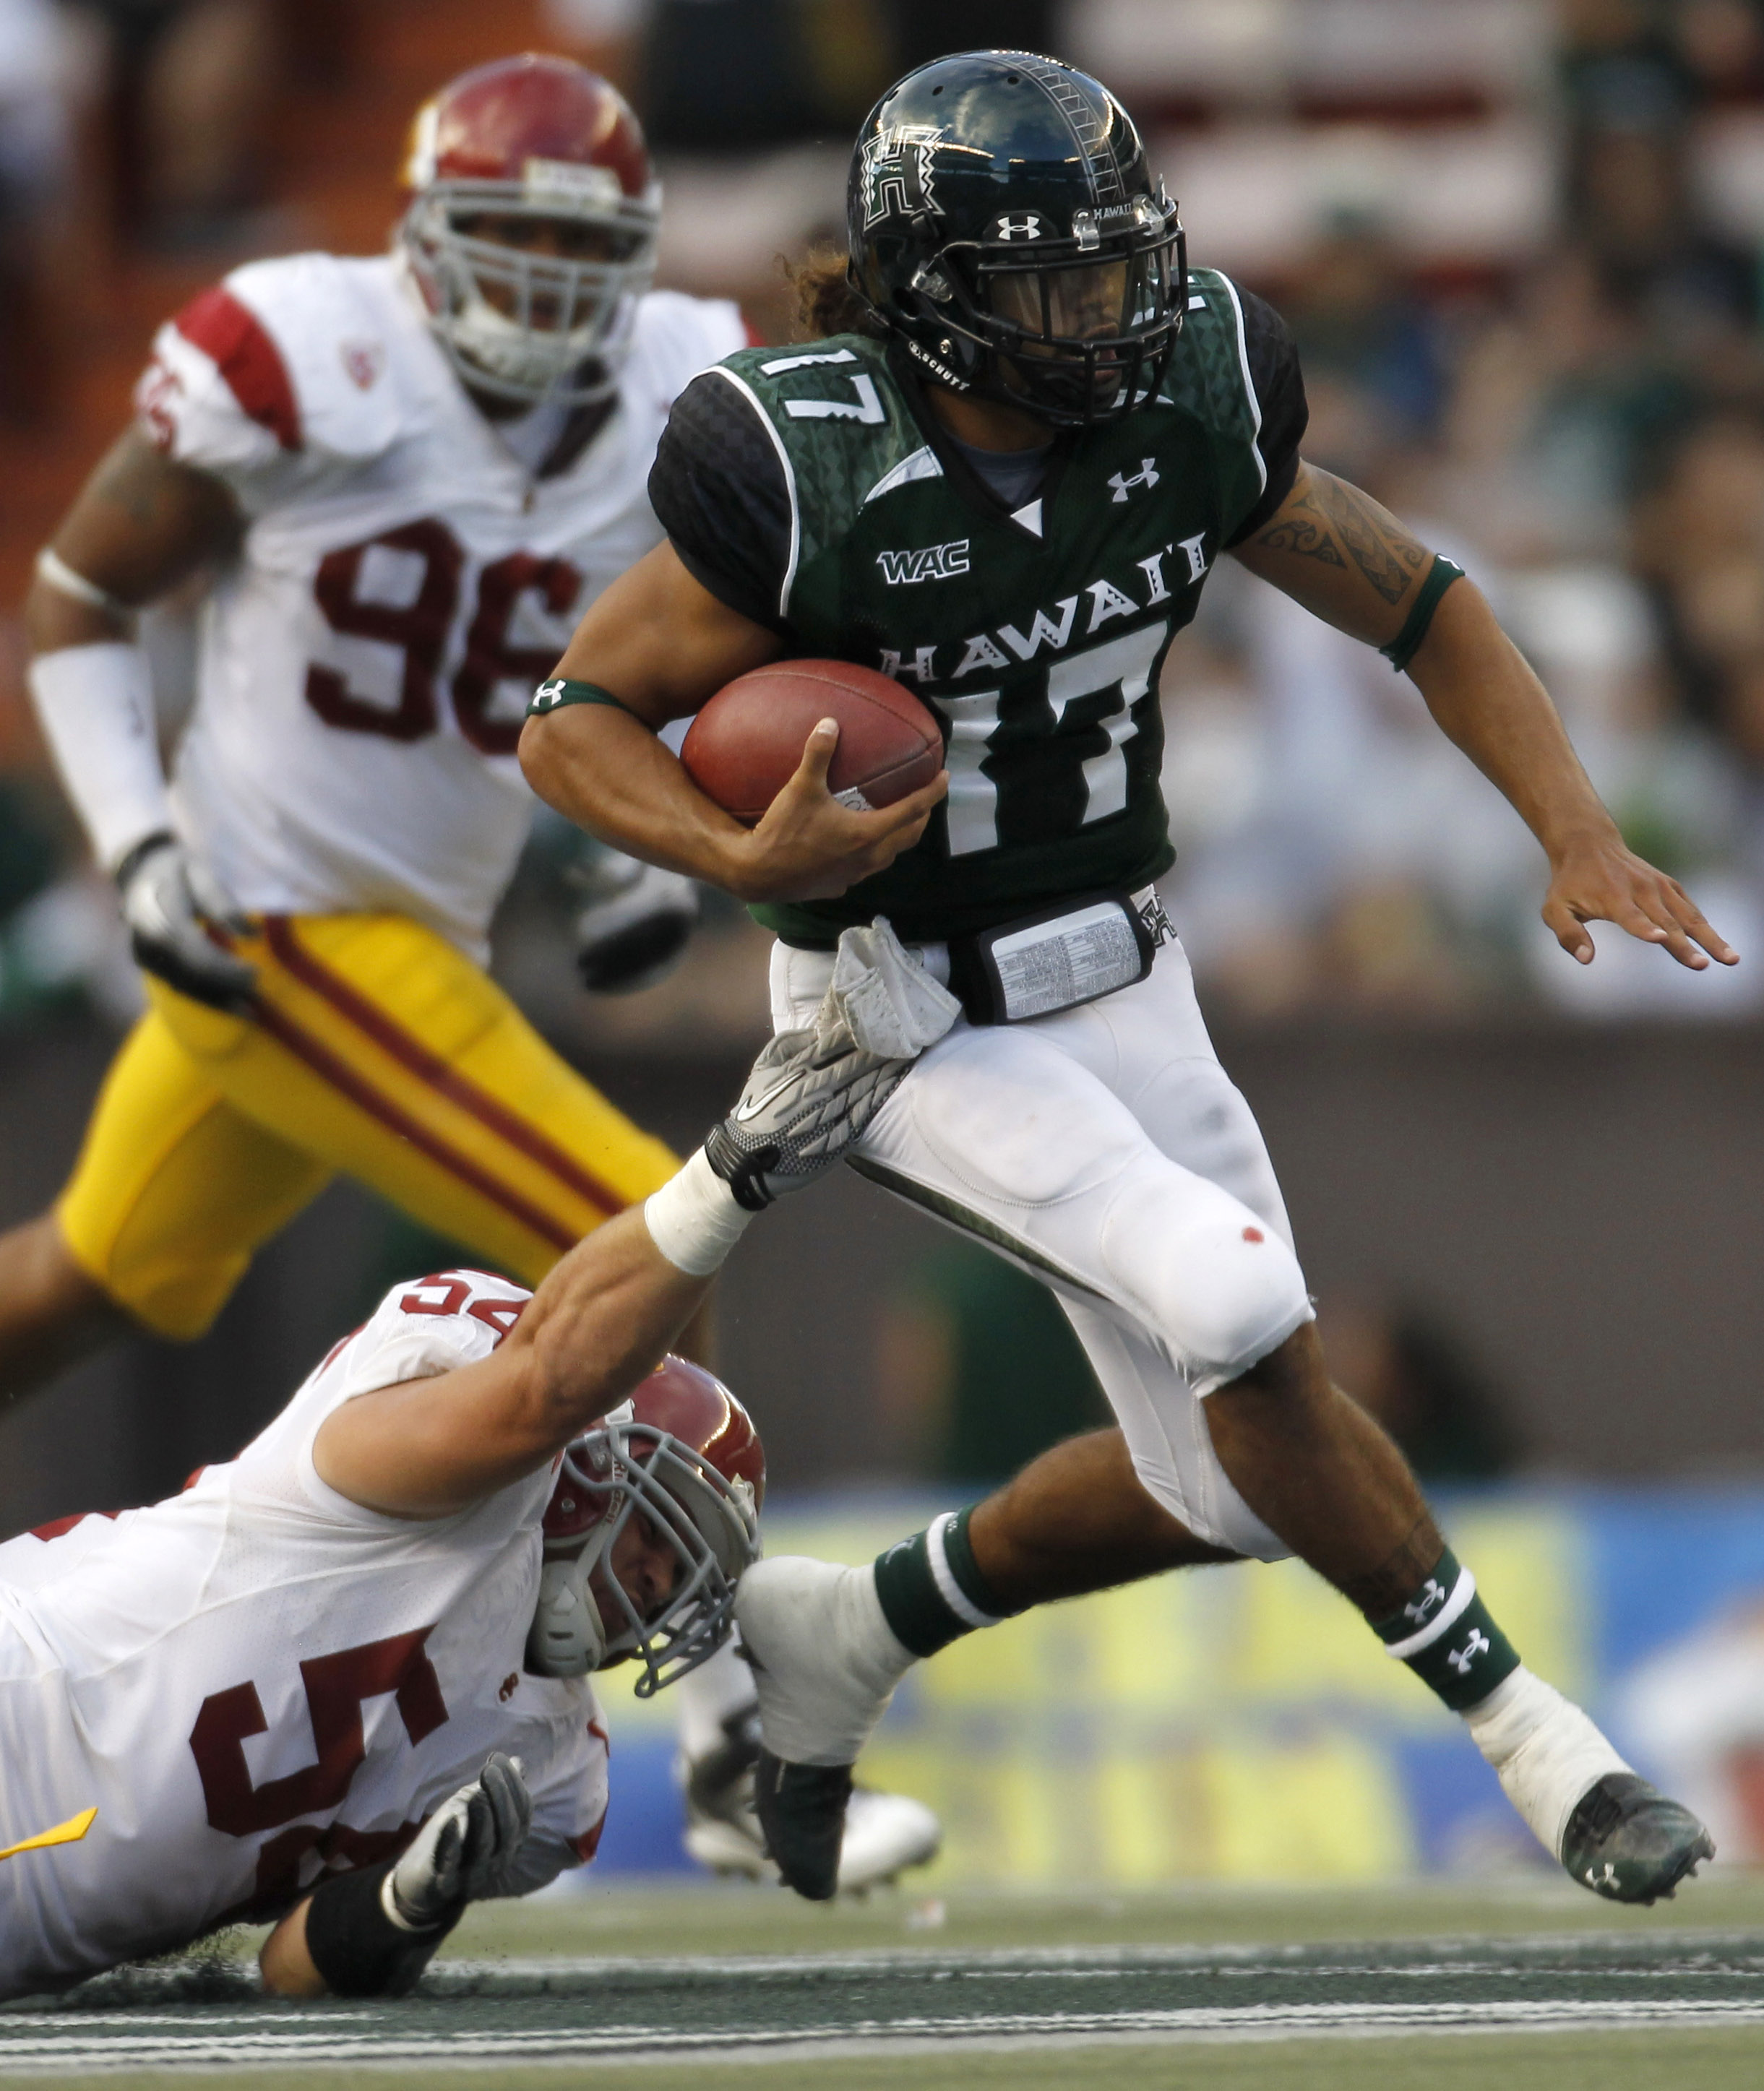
left=1252, top=469, right=1431, bottom=606
left=1223, top=288, right=1309, bottom=546
left=647, top=372, right=796, bottom=633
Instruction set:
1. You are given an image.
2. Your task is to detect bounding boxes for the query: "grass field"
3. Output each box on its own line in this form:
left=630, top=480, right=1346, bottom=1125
left=9, top=1875, right=1764, bottom=2086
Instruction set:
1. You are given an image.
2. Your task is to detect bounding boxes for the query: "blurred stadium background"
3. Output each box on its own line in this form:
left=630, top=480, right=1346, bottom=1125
left=6, top=0, right=1764, bottom=1898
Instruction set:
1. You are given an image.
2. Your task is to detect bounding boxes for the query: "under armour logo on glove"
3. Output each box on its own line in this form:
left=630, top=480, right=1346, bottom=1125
left=1447, top=1629, right=1492, bottom=1675
left=1109, top=459, right=1161, bottom=502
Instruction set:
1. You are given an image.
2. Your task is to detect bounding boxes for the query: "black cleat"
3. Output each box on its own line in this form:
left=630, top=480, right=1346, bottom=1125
left=1561, top=1772, right=1716, bottom=1904
left=753, top=1749, right=853, bottom=1902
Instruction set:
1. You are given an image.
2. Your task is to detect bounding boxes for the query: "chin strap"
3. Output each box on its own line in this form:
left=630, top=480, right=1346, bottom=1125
left=526, top=1523, right=616, bottom=1678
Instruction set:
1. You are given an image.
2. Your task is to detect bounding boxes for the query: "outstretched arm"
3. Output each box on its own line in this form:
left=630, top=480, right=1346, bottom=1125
left=312, top=1206, right=710, bottom=1518
left=1231, top=462, right=1736, bottom=971
left=312, top=1007, right=918, bottom=1517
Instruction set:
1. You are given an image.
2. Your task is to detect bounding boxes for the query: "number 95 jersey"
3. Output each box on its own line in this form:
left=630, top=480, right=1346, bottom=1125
left=139, top=253, right=744, bottom=961
left=0, top=1271, right=606, bottom=1999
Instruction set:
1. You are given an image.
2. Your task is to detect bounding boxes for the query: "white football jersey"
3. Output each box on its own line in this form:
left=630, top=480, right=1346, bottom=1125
left=0, top=1269, right=606, bottom=1998
left=137, top=254, right=744, bottom=960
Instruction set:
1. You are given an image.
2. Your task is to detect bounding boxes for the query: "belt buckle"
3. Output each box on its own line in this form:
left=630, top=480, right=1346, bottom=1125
left=1134, top=887, right=1176, bottom=951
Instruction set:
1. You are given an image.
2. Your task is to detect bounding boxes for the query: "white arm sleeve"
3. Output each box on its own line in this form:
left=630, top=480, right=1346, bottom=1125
left=27, top=642, right=172, bottom=874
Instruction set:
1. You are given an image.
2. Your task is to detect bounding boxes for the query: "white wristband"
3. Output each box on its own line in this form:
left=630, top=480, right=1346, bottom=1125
left=643, top=1148, right=754, bottom=1277
left=27, top=642, right=172, bottom=874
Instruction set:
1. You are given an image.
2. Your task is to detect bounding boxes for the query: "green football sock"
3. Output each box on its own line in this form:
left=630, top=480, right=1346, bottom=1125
left=1372, top=1545, right=1521, bottom=1712
left=872, top=1506, right=1018, bottom=1658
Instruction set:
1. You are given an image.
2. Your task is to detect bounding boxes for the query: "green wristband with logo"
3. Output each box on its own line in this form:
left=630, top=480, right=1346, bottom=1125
left=527, top=677, right=649, bottom=724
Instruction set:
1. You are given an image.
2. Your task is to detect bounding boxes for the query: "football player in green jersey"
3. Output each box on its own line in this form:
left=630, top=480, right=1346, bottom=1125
left=522, top=51, right=1732, bottom=1900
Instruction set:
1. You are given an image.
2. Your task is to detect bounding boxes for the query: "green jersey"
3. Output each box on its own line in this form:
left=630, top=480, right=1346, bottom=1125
left=648, top=268, right=1307, bottom=946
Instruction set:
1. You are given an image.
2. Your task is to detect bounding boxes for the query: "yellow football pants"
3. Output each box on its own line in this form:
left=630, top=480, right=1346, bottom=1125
left=56, top=913, right=679, bottom=1340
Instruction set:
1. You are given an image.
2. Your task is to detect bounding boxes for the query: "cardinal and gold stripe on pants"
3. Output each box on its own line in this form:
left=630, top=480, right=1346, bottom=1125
left=58, top=912, right=679, bottom=1339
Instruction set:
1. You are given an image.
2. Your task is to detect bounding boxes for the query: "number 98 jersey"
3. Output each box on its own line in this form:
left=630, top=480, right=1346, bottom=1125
left=0, top=1271, right=606, bottom=1999
left=139, top=252, right=745, bottom=962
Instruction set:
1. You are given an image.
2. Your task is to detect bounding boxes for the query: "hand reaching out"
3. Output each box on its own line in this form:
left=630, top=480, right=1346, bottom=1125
left=1543, top=833, right=1738, bottom=971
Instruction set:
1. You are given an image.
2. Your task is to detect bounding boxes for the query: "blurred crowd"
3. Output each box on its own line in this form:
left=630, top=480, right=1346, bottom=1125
left=9, top=0, right=1764, bottom=1042
left=1166, top=0, right=1764, bottom=1022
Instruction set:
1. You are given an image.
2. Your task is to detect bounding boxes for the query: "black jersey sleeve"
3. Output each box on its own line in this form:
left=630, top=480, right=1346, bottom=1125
left=1223, top=288, right=1309, bottom=546
left=647, top=371, right=795, bottom=634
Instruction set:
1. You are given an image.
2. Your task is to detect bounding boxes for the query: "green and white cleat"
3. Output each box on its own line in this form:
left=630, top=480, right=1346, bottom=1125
left=1560, top=1772, right=1716, bottom=1905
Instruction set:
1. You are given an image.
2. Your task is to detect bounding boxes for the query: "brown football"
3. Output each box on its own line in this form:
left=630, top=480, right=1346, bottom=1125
left=681, top=660, right=944, bottom=826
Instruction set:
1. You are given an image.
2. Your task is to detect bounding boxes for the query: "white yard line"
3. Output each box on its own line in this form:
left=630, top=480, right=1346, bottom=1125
left=4, top=1997, right=1764, bottom=2071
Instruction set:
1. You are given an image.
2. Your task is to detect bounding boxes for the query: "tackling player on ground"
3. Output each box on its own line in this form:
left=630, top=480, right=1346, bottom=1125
left=0, top=983, right=904, bottom=1998
left=522, top=48, right=1731, bottom=1901
left=7, top=52, right=932, bottom=1895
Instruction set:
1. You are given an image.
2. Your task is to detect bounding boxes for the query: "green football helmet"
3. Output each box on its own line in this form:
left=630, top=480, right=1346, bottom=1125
left=847, top=49, right=1186, bottom=428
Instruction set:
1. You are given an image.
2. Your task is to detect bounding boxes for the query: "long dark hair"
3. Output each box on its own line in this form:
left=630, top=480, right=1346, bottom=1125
left=784, top=248, right=887, bottom=341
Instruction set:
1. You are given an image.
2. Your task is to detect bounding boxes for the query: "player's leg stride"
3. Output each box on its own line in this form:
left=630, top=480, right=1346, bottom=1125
left=520, top=48, right=1737, bottom=1911
left=736, top=1429, right=1713, bottom=1905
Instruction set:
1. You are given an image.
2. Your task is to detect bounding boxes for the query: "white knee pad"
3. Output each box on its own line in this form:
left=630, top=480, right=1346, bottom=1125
left=1099, top=1162, right=1313, bottom=1397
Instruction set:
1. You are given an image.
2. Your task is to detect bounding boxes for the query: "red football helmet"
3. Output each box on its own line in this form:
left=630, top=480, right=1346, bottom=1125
left=399, top=53, right=661, bottom=408
left=527, top=1356, right=765, bottom=1695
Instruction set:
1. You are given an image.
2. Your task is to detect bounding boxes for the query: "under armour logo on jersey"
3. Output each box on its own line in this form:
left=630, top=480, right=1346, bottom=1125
left=991, top=212, right=1046, bottom=241
left=1447, top=1629, right=1492, bottom=1675
left=1109, top=459, right=1161, bottom=502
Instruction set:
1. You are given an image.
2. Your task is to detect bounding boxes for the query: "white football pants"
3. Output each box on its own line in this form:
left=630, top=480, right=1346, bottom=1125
left=770, top=933, right=1312, bottom=1560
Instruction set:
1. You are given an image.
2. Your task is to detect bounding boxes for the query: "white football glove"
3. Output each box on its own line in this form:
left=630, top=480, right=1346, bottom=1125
left=386, top=1753, right=533, bottom=1931
left=703, top=1020, right=911, bottom=1212
left=115, top=831, right=255, bottom=1012
left=574, top=852, right=700, bottom=994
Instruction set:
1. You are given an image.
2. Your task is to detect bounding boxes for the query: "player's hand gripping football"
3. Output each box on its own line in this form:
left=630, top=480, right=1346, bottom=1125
left=1541, top=828, right=1737, bottom=973
left=114, top=832, right=257, bottom=1012
left=387, top=1753, right=533, bottom=1929
left=731, top=720, right=946, bottom=905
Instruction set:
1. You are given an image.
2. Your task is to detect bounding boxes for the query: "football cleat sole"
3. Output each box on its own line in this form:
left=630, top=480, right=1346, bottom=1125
left=1560, top=1772, right=1716, bottom=1905
left=754, top=1750, right=852, bottom=1902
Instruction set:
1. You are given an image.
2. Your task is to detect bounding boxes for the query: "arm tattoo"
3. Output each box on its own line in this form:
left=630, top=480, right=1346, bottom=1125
left=1252, top=469, right=1429, bottom=605
left=1312, top=473, right=1428, bottom=605
left=1252, top=484, right=1345, bottom=568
